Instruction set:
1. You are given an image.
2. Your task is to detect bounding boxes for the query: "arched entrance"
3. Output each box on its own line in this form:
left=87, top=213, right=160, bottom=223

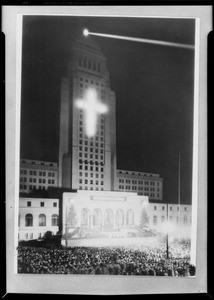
left=104, top=208, right=114, bottom=231
left=81, top=208, right=90, bottom=227
left=126, top=209, right=134, bottom=227
left=116, top=209, right=124, bottom=230
left=92, top=208, right=102, bottom=229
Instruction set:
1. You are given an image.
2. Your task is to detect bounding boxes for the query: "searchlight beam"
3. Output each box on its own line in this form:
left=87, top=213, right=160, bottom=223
left=83, top=29, right=194, bottom=50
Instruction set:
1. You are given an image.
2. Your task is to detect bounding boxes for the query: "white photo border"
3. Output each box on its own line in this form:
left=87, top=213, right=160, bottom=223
left=3, top=5, right=211, bottom=295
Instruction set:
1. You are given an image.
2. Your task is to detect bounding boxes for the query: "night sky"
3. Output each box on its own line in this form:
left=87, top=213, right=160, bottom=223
left=20, top=16, right=195, bottom=204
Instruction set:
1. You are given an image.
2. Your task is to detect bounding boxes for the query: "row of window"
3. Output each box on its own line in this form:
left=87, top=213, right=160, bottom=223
left=79, top=164, right=104, bottom=172
left=119, top=178, right=161, bottom=186
left=20, top=170, right=55, bottom=177
left=79, top=153, right=104, bottom=160
left=153, top=205, right=188, bottom=211
left=79, top=172, right=104, bottom=178
left=79, top=146, right=104, bottom=153
left=79, top=186, right=104, bottom=191
left=79, top=137, right=104, bottom=144
left=79, top=179, right=104, bottom=185
left=27, top=178, right=55, bottom=184
left=23, top=214, right=58, bottom=227
left=152, top=215, right=190, bottom=225
left=78, top=58, right=103, bottom=74
left=26, top=201, right=57, bottom=207
left=20, top=184, right=55, bottom=190
left=80, top=77, right=104, bottom=87
left=118, top=185, right=160, bottom=194
left=118, top=170, right=159, bottom=177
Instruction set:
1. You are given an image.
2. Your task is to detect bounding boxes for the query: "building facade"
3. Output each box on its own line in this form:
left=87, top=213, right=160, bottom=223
left=147, top=203, right=192, bottom=237
left=19, top=159, right=58, bottom=193
left=58, top=36, right=117, bottom=191
left=18, top=197, right=59, bottom=240
left=18, top=194, right=191, bottom=240
left=115, top=169, right=163, bottom=201
left=18, top=36, right=192, bottom=242
left=62, top=190, right=148, bottom=234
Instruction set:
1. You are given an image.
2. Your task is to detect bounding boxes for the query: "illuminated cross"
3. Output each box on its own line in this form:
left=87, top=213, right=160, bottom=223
left=76, top=88, right=108, bottom=137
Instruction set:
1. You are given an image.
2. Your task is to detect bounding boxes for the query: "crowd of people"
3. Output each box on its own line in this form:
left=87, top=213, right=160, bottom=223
left=17, top=240, right=195, bottom=276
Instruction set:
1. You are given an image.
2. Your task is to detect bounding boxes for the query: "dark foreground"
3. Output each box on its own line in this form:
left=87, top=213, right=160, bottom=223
left=17, top=241, right=195, bottom=276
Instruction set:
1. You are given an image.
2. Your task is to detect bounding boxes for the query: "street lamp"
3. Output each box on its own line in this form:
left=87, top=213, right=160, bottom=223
left=166, top=203, right=169, bottom=259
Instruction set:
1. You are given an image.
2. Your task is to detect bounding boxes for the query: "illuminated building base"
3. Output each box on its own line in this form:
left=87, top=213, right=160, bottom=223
left=62, top=190, right=148, bottom=235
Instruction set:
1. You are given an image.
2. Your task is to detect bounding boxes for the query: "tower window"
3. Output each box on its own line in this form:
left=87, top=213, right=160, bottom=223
left=38, top=214, right=46, bottom=226
left=25, top=214, right=33, bottom=227
left=83, top=58, right=87, bottom=68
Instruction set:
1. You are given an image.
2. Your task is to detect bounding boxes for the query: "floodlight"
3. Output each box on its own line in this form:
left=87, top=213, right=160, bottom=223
left=83, top=29, right=89, bottom=37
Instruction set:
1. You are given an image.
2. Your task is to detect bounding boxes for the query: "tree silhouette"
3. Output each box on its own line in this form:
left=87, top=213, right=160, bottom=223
left=140, top=207, right=149, bottom=228
left=67, top=205, right=78, bottom=229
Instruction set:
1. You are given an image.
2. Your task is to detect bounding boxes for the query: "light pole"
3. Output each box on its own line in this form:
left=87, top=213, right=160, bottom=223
left=178, top=152, right=181, bottom=240
left=166, top=203, right=169, bottom=259
left=65, top=206, right=68, bottom=247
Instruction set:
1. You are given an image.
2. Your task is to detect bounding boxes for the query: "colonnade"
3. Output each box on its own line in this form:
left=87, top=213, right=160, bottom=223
left=80, top=208, right=135, bottom=231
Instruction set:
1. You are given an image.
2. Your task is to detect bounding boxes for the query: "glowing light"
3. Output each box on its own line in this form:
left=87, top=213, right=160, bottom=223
left=83, top=28, right=89, bottom=37
left=86, top=30, right=194, bottom=50
left=76, top=88, right=108, bottom=137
